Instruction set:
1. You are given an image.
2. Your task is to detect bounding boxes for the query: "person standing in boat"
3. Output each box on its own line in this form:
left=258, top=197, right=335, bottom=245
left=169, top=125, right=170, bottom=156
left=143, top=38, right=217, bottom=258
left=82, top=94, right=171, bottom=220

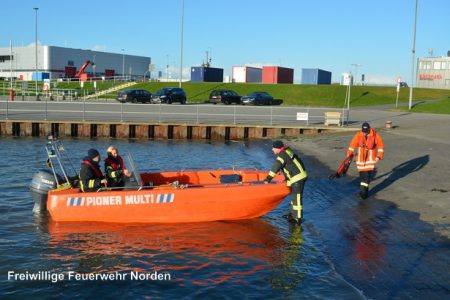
left=264, top=140, right=308, bottom=225
left=79, top=149, right=107, bottom=192
left=104, top=146, right=131, bottom=189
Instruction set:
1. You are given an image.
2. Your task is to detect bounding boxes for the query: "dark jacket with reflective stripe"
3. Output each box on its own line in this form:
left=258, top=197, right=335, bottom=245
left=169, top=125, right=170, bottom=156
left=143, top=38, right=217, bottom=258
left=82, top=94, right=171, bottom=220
left=265, top=147, right=308, bottom=186
left=79, top=157, right=104, bottom=192
left=104, top=155, right=125, bottom=185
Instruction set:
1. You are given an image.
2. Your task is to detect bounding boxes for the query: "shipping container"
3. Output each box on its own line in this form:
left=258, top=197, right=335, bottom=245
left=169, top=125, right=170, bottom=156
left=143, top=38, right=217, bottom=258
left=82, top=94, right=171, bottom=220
left=32, top=72, right=50, bottom=81
left=190, top=66, right=223, bottom=82
left=65, top=66, right=76, bottom=78
left=232, top=66, right=262, bottom=83
left=104, top=69, right=115, bottom=77
left=301, top=68, right=332, bottom=85
left=262, top=66, right=294, bottom=84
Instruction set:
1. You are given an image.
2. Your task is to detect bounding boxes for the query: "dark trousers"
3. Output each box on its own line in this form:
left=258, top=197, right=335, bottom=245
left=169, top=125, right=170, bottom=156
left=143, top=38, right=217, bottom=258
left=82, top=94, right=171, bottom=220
left=359, top=171, right=371, bottom=199
left=290, top=180, right=306, bottom=221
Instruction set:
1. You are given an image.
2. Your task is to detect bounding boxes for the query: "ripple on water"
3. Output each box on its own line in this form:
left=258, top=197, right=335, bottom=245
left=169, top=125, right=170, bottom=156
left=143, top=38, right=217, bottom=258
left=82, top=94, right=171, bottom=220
left=0, top=138, right=370, bottom=298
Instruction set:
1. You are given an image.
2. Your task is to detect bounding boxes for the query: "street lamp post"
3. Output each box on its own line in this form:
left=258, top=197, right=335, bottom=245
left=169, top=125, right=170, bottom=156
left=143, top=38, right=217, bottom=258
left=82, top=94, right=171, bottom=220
left=121, top=49, right=125, bottom=81
left=351, top=63, right=361, bottom=86
left=409, top=0, right=419, bottom=110
left=33, top=7, right=39, bottom=100
left=9, top=40, right=13, bottom=101
left=179, top=0, right=184, bottom=88
left=166, top=54, right=169, bottom=82
left=92, top=54, right=96, bottom=78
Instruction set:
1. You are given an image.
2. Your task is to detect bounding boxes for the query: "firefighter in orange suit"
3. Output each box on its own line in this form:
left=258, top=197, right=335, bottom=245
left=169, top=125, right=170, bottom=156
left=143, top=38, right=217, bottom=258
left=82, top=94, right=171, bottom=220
left=347, top=122, right=384, bottom=199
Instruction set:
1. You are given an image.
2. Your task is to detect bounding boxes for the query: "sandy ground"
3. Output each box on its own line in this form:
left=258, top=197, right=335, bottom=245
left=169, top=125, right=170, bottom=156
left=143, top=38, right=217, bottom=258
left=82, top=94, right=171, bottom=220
left=284, top=111, right=450, bottom=238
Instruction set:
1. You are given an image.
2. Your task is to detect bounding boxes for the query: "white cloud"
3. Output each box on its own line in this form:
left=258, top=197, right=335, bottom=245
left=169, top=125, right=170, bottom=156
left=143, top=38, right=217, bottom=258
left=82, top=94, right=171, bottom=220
left=91, top=45, right=108, bottom=52
left=160, top=65, right=191, bottom=80
left=365, top=75, right=400, bottom=86
left=243, top=62, right=280, bottom=68
left=26, top=41, right=42, bottom=47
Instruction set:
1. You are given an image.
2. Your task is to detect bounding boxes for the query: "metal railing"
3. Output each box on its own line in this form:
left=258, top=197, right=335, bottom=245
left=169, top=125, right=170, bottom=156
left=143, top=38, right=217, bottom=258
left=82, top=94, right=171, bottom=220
left=0, top=100, right=349, bottom=126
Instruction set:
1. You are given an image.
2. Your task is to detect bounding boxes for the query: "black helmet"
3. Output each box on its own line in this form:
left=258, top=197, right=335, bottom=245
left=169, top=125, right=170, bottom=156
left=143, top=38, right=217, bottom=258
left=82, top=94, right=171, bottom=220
left=272, top=140, right=284, bottom=149
left=87, top=148, right=100, bottom=159
left=361, top=122, right=370, bottom=133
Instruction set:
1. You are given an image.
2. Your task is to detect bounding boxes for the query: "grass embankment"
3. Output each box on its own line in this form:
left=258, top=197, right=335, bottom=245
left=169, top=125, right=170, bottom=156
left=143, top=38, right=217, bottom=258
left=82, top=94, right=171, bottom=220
left=111, top=82, right=450, bottom=108
left=6, top=79, right=446, bottom=109
left=54, top=81, right=119, bottom=92
left=394, top=98, right=450, bottom=114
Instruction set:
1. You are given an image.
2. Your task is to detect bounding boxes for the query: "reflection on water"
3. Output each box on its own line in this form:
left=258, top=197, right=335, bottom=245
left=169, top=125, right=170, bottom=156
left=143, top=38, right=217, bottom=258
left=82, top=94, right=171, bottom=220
left=1, top=137, right=363, bottom=299
left=44, top=218, right=283, bottom=281
left=2, top=137, right=448, bottom=299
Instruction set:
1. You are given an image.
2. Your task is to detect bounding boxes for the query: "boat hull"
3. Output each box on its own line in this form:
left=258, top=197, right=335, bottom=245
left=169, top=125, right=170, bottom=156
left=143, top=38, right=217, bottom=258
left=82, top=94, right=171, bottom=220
left=47, top=170, right=290, bottom=223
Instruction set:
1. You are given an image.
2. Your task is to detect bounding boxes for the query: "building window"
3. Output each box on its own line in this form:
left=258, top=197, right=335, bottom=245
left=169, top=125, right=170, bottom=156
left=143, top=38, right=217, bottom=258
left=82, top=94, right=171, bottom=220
left=68, top=60, right=74, bottom=66
left=433, top=62, right=441, bottom=70
left=442, top=62, right=447, bottom=69
left=446, top=79, right=450, bottom=86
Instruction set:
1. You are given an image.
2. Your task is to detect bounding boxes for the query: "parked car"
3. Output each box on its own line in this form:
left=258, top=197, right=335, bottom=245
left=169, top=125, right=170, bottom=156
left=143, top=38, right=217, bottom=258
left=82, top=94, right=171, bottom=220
left=240, top=92, right=274, bottom=105
left=400, top=82, right=408, bottom=87
left=151, top=87, right=187, bottom=104
left=116, top=89, right=152, bottom=103
left=209, top=90, right=241, bottom=105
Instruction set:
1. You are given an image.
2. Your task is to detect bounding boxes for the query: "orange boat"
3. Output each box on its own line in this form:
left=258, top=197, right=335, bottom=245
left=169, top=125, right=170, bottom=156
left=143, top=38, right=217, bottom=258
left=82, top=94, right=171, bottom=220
left=30, top=138, right=290, bottom=223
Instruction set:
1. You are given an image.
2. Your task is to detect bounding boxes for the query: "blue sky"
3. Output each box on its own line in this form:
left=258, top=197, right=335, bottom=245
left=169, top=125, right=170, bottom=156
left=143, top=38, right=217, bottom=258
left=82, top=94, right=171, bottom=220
left=1, top=0, right=448, bottom=83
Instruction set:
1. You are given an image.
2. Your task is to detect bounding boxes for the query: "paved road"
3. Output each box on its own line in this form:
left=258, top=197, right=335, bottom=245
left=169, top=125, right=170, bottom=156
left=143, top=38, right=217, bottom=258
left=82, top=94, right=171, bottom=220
left=0, top=100, right=348, bottom=126
left=2, top=99, right=449, bottom=132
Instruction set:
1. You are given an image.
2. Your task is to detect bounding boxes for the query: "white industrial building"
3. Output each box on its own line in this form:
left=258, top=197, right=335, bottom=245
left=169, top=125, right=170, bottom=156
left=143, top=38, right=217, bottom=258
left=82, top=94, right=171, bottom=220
left=416, top=54, right=450, bottom=89
left=0, top=45, right=151, bottom=81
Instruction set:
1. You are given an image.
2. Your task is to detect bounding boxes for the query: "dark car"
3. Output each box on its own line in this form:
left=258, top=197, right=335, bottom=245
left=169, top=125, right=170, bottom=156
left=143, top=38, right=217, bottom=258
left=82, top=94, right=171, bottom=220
left=400, top=82, right=408, bottom=87
left=209, top=90, right=241, bottom=105
left=151, top=87, right=187, bottom=104
left=117, top=89, right=152, bottom=103
left=240, top=92, right=274, bottom=105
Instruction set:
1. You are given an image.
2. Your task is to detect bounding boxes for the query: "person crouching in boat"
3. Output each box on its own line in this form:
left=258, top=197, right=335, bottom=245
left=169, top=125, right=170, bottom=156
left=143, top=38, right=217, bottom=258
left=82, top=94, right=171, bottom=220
left=104, top=146, right=131, bottom=189
left=264, top=140, right=308, bottom=225
left=79, top=149, right=107, bottom=192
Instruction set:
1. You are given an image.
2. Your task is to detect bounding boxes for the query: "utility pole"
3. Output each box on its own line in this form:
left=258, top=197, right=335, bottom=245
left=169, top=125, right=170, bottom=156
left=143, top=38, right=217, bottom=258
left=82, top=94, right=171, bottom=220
left=121, top=49, right=125, bottom=81
left=179, top=0, right=184, bottom=88
left=166, top=54, right=169, bottom=82
left=34, top=7, right=39, bottom=99
left=351, top=63, right=361, bottom=86
left=10, top=40, right=13, bottom=101
left=409, top=0, right=419, bottom=110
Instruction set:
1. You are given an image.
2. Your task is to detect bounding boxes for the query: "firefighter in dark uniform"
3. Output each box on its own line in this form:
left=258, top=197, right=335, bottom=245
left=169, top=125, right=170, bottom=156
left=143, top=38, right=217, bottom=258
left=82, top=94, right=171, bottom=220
left=104, top=146, right=131, bottom=189
left=79, top=149, right=107, bottom=192
left=265, top=140, right=308, bottom=224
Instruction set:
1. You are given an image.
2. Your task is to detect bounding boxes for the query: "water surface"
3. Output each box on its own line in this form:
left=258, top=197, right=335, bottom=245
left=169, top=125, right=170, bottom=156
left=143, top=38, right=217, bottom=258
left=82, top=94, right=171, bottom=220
left=0, top=137, right=448, bottom=299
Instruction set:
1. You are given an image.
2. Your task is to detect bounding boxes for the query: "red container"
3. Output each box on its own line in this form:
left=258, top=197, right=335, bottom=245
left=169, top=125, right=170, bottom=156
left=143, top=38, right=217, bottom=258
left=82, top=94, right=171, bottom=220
left=262, top=66, right=294, bottom=84
left=105, top=69, right=115, bottom=77
left=65, top=66, right=76, bottom=78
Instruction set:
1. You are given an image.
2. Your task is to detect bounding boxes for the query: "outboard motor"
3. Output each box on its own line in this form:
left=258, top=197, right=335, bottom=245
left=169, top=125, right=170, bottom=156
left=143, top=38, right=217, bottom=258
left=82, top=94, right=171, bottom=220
left=30, top=169, right=61, bottom=213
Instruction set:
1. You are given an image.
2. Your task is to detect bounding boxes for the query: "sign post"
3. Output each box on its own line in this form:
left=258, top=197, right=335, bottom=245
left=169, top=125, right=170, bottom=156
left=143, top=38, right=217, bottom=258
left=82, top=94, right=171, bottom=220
left=396, top=77, right=401, bottom=108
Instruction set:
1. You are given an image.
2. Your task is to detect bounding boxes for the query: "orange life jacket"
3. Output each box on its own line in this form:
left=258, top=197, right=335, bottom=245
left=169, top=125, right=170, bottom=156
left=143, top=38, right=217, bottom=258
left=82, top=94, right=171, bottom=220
left=347, top=128, right=384, bottom=172
left=359, top=133, right=376, bottom=150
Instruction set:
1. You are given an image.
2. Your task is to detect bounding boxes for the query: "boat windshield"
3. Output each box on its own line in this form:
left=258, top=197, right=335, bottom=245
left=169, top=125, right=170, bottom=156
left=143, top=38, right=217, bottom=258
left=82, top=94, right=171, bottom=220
left=123, top=152, right=143, bottom=189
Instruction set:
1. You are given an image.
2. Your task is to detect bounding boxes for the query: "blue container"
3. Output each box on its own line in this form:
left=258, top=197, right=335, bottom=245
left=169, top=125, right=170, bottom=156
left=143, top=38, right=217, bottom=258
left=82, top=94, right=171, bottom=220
left=301, top=69, right=331, bottom=85
left=32, top=72, right=50, bottom=81
left=191, top=67, right=223, bottom=82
